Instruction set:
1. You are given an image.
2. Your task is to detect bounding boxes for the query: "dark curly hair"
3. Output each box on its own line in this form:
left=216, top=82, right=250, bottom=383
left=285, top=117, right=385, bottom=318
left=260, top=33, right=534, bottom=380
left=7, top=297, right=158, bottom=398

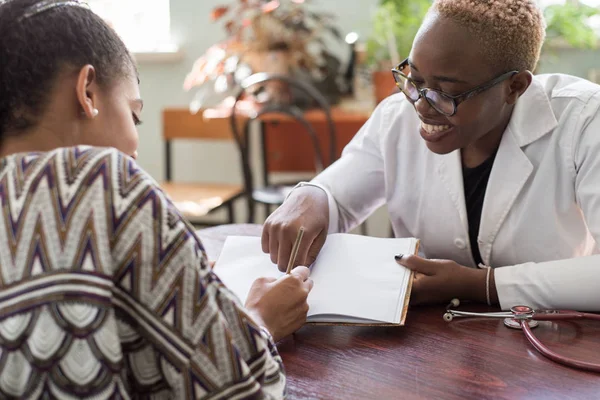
left=0, top=0, right=134, bottom=137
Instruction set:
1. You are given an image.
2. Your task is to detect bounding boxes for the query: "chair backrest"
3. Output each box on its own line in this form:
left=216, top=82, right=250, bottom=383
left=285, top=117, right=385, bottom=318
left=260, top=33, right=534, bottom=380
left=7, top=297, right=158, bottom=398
left=229, top=73, right=337, bottom=195
left=162, top=108, right=235, bottom=181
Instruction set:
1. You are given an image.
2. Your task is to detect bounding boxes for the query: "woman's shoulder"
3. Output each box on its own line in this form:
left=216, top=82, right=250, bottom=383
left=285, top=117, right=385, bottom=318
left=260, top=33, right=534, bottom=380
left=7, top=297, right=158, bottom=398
left=46, top=145, right=140, bottom=170
left=47, top=145, right=155, bottom=185
left=356, top=93, right=419, bottom=137
left=4, top=145, right=160, bottom=204
left=365, top=93, right=422, bottom=147
left=9, top=145, right=140, bottom=172
left=376, top=92, right=415, bottom=119
left=534, top=73, right=600, bottom=105
left=4, top=145, right=193, bottom=254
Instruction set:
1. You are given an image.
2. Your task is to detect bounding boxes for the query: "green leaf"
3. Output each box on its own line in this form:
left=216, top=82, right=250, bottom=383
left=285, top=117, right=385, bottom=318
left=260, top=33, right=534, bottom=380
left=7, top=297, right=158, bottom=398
left=544, top=3, right=600, bottom=49
left=366, top=0, right=432, bottom=67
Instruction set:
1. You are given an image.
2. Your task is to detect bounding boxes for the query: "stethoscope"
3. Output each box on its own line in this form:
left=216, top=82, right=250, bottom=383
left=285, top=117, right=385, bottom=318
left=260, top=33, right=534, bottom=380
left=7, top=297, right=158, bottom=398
left=444, top=299, right=600, bottom=373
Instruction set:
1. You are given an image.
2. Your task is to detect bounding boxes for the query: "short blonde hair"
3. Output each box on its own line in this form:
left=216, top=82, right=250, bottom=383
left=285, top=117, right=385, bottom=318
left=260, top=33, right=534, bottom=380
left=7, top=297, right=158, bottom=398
left=432, top=0, right=546, bottom=72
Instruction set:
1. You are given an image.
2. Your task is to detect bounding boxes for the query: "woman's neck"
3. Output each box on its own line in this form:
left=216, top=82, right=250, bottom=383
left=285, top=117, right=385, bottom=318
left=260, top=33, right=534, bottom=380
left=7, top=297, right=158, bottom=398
left=461, top=112, right=511, bottom=168
left=0, top=124, right=74, bottom=158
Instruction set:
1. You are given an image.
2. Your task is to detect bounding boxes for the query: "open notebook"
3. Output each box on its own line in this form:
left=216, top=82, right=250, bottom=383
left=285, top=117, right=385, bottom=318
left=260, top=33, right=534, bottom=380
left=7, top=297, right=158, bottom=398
left=214, top=234, right=419, bottom=326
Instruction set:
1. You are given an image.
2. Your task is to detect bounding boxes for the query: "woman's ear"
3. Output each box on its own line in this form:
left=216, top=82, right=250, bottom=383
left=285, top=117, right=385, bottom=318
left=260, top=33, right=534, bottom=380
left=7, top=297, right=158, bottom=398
left=506, top=70, right=533, bottom=105
left=76, top=65, right=100, bottom=119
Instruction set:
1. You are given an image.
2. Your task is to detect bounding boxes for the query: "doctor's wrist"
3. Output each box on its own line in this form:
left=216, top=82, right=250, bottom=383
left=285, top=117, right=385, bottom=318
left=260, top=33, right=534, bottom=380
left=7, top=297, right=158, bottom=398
left=488, top=269, right=499, bottom=305
left=461, top=267, right=498, bottom=306
left=286, top=182, right=328, bottom=202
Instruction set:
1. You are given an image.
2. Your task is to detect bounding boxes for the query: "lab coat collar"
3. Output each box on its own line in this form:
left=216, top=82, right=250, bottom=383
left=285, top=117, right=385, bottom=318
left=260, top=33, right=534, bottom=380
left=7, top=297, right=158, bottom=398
left=507, top=78, right=558, bottom=148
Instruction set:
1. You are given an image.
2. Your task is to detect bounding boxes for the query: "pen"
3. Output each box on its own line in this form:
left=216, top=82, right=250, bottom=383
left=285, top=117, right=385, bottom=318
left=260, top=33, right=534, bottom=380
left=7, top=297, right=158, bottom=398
left=286, top=227, right=305, bottom=274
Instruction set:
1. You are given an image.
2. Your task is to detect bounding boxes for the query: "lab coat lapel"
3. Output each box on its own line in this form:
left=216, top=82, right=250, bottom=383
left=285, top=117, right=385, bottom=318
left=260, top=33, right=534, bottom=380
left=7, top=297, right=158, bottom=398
left=478, top=129, right=533, bottom=265
left=436, top=150, right=469, bottom=235
left=477, top=80, right=557, bottom=265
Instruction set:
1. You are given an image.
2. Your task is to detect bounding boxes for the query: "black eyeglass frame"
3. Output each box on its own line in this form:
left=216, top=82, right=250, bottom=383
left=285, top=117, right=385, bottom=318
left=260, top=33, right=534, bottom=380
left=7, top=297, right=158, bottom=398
left=391, top=58, right=518, bottom=116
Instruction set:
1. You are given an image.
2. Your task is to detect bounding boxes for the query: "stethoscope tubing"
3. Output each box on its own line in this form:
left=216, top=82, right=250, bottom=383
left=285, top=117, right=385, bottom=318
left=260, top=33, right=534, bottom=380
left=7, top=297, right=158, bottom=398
left=445, top=310, right=514, bottom=319
left=521, top=319, right=600, bottom=373
left=445, top=301, right=600, bottom=373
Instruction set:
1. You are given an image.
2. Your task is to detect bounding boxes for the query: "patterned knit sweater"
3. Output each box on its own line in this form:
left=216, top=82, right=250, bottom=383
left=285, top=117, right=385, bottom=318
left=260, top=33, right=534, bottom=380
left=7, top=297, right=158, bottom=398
left=0, top=147, right=285, bottom=399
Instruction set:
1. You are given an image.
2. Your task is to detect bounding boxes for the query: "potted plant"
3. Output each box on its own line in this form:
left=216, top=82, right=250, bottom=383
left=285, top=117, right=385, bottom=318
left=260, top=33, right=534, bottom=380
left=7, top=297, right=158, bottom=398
left=537, top=1, right=600, bottom=76
left=184, top=0, right=346, bottom=109
left=543, top=1, right=600, bottom=49
left=366, top=0, right=431, bottom=104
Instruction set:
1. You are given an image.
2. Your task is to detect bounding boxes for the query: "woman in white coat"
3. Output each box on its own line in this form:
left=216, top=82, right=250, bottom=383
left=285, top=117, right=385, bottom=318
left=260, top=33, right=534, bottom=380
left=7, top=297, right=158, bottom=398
left=262, top=0, right=600, bottom=311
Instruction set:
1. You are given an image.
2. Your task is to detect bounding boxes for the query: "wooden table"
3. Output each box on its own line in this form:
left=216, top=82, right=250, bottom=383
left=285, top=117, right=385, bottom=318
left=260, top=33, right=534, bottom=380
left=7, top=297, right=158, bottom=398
left=197, top=225, right=600, bottom=400
left=163, top=102, right=371, bottom=174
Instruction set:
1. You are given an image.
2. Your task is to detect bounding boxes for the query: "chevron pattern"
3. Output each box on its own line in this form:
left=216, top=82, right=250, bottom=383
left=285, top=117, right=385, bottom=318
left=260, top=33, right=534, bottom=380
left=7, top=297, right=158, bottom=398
left=0, top=147, right=285, bottom=399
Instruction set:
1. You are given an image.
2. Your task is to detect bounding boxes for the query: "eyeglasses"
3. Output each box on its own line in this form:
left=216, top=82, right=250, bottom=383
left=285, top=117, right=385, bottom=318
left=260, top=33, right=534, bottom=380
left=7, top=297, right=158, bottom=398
left=391, top=58, right=518, bottom=117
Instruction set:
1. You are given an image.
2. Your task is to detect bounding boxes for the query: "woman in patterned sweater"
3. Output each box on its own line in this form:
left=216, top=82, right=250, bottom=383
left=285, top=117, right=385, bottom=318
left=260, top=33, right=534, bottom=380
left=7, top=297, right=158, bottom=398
left=0, top=0, right=313, bottom=398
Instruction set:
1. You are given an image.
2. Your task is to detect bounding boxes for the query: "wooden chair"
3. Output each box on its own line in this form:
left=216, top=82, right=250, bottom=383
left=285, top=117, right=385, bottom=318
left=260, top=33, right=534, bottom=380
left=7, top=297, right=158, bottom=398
left=162, top=110, right=244, bottom=226
left=229, top=73, right=338, bottom=223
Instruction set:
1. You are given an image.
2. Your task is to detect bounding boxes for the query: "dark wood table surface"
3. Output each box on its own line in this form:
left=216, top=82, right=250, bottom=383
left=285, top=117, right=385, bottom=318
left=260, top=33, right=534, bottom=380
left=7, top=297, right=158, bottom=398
left=197, top=225, right=600, bottom=400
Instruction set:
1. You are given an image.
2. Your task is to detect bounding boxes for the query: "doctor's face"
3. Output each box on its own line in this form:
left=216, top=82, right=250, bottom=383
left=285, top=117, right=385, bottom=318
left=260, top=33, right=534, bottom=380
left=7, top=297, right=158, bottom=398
left=404, top=12, right=519, bottom=155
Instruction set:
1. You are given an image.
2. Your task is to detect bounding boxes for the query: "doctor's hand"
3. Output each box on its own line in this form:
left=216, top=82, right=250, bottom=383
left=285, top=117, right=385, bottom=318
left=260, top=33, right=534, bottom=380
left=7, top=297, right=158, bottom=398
left=245, top=266, right=314, bottom=342
left=395, top=255, right=498, bottom=305
left=262, top=186, right=329, bottom=272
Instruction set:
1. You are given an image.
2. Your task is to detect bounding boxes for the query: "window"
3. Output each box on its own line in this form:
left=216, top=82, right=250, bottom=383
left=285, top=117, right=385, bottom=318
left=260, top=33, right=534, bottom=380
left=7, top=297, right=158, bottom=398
left=88, top=0, right=175, bottom=53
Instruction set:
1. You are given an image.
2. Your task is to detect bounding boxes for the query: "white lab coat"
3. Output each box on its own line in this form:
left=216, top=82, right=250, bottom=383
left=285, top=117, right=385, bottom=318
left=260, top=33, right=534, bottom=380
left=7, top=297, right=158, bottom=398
left=311, top=74, right=600, bottom=311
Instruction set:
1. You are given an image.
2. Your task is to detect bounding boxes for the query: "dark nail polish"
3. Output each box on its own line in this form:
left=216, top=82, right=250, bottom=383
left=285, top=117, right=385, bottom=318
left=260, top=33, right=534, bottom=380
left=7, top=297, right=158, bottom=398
left=395, top=254, right=404, bottom=261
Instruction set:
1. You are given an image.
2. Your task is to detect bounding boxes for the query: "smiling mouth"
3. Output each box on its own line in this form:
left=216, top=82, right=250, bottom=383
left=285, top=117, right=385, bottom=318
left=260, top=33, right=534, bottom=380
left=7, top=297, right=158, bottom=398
left=421, top=122, right=451, bottom=134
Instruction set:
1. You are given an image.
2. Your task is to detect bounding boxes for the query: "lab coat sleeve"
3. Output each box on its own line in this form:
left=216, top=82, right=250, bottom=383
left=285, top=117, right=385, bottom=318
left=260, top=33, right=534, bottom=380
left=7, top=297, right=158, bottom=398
left=310, top=97, right=391, bottom=233
left=495, top=92, right=600, bottom=311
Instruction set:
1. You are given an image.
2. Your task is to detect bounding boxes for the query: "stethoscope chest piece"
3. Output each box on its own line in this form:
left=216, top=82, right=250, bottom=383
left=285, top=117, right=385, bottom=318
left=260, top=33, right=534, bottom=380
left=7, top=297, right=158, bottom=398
left=504, top=305, right=539, bottom=330
left=503, top=317, right=539, bottom=330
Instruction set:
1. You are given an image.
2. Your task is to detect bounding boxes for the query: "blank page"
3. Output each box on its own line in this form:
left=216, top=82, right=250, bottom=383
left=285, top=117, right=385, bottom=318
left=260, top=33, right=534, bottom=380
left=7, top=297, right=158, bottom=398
left=308, top=234, right=415, bottom=323
left=213, top=235, right=416, bottom=324
left=214, top=237, right=283, bottom=303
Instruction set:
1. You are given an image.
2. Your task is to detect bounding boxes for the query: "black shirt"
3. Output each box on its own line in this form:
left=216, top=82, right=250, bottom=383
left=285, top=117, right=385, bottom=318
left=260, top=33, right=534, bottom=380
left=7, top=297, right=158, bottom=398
left=462, top=154, right=496, bottom=266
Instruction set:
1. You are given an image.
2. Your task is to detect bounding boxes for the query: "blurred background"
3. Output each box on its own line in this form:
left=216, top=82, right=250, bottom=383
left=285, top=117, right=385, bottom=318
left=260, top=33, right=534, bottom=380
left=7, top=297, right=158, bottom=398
left=87, top=0, right=600, bottom=236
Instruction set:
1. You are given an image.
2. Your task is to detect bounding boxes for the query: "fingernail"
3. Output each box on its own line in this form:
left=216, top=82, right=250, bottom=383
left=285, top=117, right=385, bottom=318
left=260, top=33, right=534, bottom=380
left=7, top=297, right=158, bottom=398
left=395, top=254, right=404, bottom=261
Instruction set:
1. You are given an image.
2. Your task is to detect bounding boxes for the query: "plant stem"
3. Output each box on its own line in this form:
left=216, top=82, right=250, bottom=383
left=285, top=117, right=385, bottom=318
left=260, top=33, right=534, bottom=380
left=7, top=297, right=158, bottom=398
left=384, top=12, right=400, bottom=66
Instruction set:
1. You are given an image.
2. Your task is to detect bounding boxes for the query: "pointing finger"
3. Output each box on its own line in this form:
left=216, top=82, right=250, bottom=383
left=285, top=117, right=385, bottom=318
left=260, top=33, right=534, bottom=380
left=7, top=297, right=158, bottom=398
left=395, top=254, right=439, bottom=276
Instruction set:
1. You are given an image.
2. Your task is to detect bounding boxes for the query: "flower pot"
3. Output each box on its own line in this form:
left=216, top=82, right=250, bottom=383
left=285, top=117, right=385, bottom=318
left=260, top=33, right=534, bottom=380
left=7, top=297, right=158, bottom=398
left=372, top=70, right=398, bottom=104
left=242, top=49, right=293, bottom=104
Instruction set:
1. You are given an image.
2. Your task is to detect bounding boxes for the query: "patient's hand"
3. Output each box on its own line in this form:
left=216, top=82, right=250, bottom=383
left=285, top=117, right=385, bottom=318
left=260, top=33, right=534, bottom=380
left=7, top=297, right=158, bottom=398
left=245, top=266, right=313, bottom=341
left=262, top=186, right=329, bottom=272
